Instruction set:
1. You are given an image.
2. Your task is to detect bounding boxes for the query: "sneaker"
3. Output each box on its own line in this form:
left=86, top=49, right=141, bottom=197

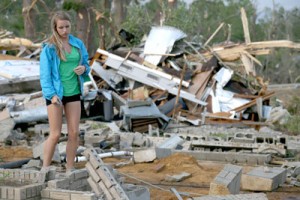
left=65, top=167, right=76, bottom=177
left=37, top=166, right=50, bottom=183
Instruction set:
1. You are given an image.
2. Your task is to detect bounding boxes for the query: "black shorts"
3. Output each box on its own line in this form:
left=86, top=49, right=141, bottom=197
left=46, top=94, right=81, bottom=106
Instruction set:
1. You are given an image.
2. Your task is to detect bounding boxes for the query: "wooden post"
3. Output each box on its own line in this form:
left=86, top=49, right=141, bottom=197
left=172, top=55, right=187, bottom=119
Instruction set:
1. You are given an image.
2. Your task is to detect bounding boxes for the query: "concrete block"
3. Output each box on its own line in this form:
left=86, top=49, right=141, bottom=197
left=241, top=166, right=287, bottom=191
left=133, top=148, right=156, bottom=163
left=165, top=172, right=191, bottom=182
left=48, top=178, right=70, bottom=189
left=109, top=185, right=129, bottom=200
left=209, top=164, right=242, bottom=195
left=98, top=181, right=113, bottom=200
left=7, top=187, right=14, bottom=200
left=189, top=193, right=268, bottom=200
left=89, top=154, right=101, bottom=170
left=155, top=148, right=172, bottom=159
left=74, top=169, right=89, bottom=180
left=85, top=162, right=101, bottom=183
left=33, top=141, right=61, bottom=163
left=1, top=187, right=8, bottom=199
left=87, top=177, right=102, bottom=196
left=40, top=189, right=50, bottom=198
left=22, top=159, right=41, bottom=170
left=124, top=184, right=150, bottom=200
left=14, top=187, right=27, bottom=200
left=132, top=132, right=146, bottom=146
left=49, top=190, right=71, bottom=200
left=26, top=187, right=32, bottom=198
left=96, top=166, right=117, bottom=188
left=70, top=192, right=97, bottom=200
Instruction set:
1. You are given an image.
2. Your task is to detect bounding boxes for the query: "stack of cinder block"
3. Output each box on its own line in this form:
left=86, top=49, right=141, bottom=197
left=40, top=169, right=96, bottom=200
left=83, top=148, right=130, bottom=200
left=0, top=169, right=47, bottom=200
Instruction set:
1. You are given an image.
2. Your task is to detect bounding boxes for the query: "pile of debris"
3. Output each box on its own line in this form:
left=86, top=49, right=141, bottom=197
left=87, top=23, right=296, bottom=131
left=1, top=8, right=300, bottom=200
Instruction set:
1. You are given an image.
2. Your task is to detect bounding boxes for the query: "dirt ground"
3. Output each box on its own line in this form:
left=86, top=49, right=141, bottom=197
left=1, top=147, right=299, bottom=200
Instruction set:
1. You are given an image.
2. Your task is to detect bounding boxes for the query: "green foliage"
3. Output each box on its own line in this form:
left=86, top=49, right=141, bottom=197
left=0, top=0, right=24, bottom=36
left=122, top=0, right=258, bottom=44
left=280, top=115, right=300, bottom=135
left=287, top=96, right=300, bottom=115
left=63, top=1, right=85, bottom=12
left=121, top=3, right=153, bottom=44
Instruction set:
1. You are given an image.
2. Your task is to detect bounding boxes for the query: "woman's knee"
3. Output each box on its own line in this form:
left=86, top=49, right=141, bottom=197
left=48, top=132, right=61, bottom=143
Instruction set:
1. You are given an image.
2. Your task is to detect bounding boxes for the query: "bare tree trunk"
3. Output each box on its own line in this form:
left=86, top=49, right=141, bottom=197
left=97, top=0, right=112, bottom=49
left=75, top=0, right=91, bottom=48
left=87, top=0, right=97, bottom=55
left=153, top=0, right=163, bottom=25
left=111, top=0, right=123, bottom=29
left=22, top=0, right=36, bottom=40
left=168, top=0, right=177, bottom=9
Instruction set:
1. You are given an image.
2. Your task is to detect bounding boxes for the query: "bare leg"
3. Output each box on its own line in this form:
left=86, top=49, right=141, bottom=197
left=64, top=101, right=81, bottom=170
left=43, top=104, right=63, bottom=168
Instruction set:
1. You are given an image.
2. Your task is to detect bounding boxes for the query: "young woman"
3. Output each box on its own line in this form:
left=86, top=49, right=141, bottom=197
left=40, top=11, right=90, bottom=174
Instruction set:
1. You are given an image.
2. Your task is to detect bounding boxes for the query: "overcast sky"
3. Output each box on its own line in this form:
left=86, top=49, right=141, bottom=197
left=184, top=0, right=300, bottom=10
left=257, top=0, right=300, bottom=11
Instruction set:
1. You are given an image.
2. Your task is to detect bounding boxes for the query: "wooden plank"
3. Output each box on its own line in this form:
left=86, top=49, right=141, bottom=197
left=230, top=91, right=275, bottom=112
left=241, top=7, right=251, bottom=44
left=240, top=53, right=255, bottom=75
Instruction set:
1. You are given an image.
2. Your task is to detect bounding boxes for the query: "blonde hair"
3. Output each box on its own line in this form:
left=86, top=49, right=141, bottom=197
left=48, top=11, right=72, bottom=61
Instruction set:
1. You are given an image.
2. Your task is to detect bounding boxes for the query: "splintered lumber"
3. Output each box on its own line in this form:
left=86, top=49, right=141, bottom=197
left=94, top=48, right=207, bottom=106
left=201, top=40, right=300, bottom=61
left=131, top=118, right=159, bottom=133
left=241, top=7, right=251, bottom=44
left=0, top=37, right=41, bottom=50
left=230, top=91, right=275, bottom=113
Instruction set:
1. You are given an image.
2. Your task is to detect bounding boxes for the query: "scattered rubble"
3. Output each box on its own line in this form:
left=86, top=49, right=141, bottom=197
left=1, top=8, right=300, bottom=200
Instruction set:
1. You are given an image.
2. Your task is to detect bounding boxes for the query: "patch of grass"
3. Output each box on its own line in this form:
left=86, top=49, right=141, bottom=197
left=90, top=122, right=108, bottom=130
left=209, top=133, right=228, bottom=140
left=287, top=95, right=300, bottom=115
left=282, top=116, right=300, bottom=135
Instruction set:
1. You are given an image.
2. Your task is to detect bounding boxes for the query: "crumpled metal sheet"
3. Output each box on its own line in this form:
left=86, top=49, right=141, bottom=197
left=143, top=26, right=187, bottom=65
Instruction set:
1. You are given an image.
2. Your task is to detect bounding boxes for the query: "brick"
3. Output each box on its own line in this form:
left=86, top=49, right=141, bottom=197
left=96, top=166, right=116, bottom=188
left=74, top=169, right=88, bottom=180
left=49, top=190, right=71, bottom=200
left=89, top=155, right=102, bottom=170
left=7, top=187, right=14, bottom=200
left=26, top=187, right=32, bottom=198
left=48, top=179, right=70, bottom=189
left=70, top=192, right=97, bottom=200
left=1, top=187, right=8, bottom=199
left=31, top=186, right=37, bottom=197
left=86, top=162, right=101, bottom=183
left=24, top=171, right=31, bottom=180
left=98, top=181, right=113, bottom=200
left=40, top=189, right=50, bottom=198
left=69, top=180, right=82, bottom=190
left=14, top=187, right=26, bottom=200
left=109, top=185, right=128, bottom=200
left=87, top=177, right=102, bottom=196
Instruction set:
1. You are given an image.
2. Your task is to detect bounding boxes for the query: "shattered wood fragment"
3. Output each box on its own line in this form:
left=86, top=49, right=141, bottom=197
left=241, top=7, right=251, bottom=44
left=201, top=40, right=300, bottom=62
left=230, top=91, right=275, bottom=112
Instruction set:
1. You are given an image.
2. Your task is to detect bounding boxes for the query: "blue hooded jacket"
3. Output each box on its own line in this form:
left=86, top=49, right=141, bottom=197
left=40, top=34, right=91, bottom=101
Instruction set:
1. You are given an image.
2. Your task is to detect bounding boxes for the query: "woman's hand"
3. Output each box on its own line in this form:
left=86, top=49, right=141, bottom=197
left=51, top=95, right=62, bottom=106
left=73, top=65, right=86, bottom=75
